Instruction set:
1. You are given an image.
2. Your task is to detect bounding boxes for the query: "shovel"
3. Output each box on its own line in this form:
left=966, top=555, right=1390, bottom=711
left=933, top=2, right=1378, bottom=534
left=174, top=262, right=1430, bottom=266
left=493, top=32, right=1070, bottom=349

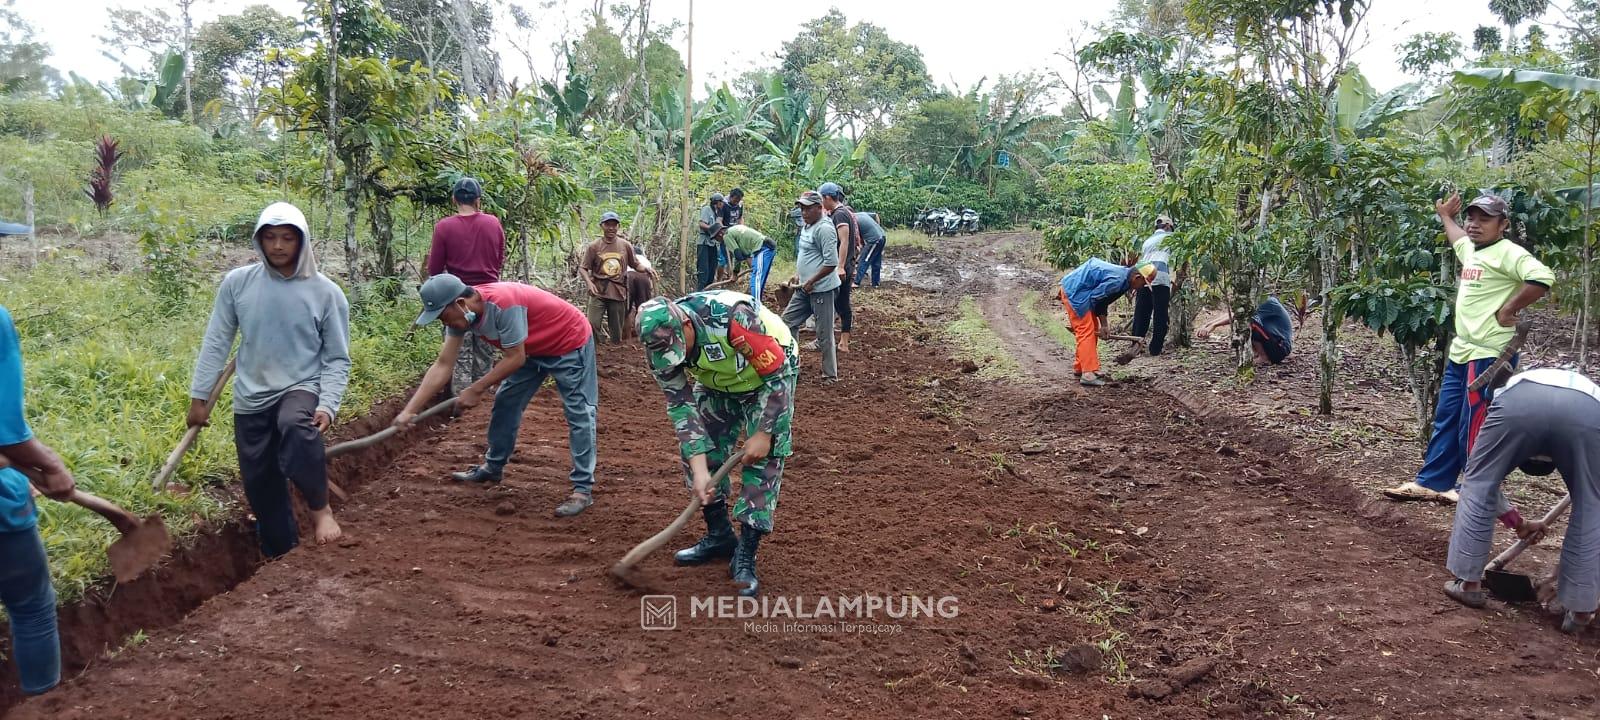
left=19, top=467, right=173, bottom=583
left=611, top=454, right=743, bottom=587
left=1484, top=494, right=1571, bottom=602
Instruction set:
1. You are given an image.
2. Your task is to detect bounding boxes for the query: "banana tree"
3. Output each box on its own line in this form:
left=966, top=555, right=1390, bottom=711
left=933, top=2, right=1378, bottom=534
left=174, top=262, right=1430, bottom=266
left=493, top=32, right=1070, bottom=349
left=1458, top=67, right=1600, bottom=366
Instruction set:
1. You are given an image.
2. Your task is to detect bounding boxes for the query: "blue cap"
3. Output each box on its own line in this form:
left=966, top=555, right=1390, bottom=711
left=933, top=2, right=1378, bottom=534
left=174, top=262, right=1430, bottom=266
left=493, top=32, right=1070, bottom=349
left=818, top=182, right=844, bottom=199
left=600, top=211, right=621, bottom=223
left=452, top=177, right=482, bottom=204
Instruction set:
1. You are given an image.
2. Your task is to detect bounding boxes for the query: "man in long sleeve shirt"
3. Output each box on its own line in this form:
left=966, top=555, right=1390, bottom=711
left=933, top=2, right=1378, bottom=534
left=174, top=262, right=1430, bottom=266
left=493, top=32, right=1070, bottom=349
left=637, top=290, right=799, bottom=597
left=1058, top=259, right=1155, bottom=386
left=1385, top=193, right=1554, bottom=503
left=426, top=177, right=505, bottom=394
left=188, top=202, right=352, bottom=557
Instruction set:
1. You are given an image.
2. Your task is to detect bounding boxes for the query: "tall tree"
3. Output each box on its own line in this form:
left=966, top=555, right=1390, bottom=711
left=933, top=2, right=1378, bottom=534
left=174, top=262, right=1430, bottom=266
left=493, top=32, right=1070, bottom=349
left=192, top=5, right=300, bottom=124
left=1489, top=0, right=1549, bottom=53
left=0, top=1, right=62, bottom=95
left=779, top=9, right=931, bottom=138
left=382, top=0, right=497, bottom=99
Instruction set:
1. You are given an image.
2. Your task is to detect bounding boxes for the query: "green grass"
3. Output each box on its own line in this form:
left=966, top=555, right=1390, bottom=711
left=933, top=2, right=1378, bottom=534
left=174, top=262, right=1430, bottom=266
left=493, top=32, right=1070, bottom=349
left=944, top=297, right=1022, bottom=381
left=2, top=262, right=435, bottom=602
left=1017, top=290, right=1078, bottom=349
left=886, top=227, right=934, bottom=251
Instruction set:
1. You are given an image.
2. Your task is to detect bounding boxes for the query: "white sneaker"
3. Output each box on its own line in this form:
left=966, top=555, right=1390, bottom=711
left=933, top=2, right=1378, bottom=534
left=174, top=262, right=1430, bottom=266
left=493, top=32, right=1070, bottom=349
left=1439, top=488, right=1460, bottom=504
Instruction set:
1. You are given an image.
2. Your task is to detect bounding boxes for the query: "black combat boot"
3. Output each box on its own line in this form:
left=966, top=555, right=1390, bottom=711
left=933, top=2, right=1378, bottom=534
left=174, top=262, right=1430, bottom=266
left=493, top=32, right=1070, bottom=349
left=730, top=523, right=763, bottom=597
left=674, top=501, right=737, bottom=565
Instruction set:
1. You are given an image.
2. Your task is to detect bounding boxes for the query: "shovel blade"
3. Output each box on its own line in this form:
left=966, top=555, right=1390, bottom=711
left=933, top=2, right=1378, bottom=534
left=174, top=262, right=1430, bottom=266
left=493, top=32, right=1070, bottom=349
left=107, top=514, right=173, bottom=583
left=1485, top=568, right=1538, bottom=603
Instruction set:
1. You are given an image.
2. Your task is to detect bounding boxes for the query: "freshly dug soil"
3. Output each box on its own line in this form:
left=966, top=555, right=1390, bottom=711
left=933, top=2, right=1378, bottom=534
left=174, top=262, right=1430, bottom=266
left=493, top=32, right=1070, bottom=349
left=10, top=245, right=1600, bottom=718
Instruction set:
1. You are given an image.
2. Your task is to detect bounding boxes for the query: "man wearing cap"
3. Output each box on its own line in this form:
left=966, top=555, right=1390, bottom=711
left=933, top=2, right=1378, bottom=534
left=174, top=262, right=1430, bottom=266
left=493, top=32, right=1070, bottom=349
left=1443, top=368, right=1600, bottom=634
left=1123, top=215, right=1179, bottom=360
left=818, top=182, right=861, bottom=353
left=1385, top=192, right=1554, bottom=503
left=580, top=211, right=650, bottom=344
left=635, top=290, right=799, bottom=597
left=1058, top=259, right=1155, bottom=386
left=782, top=190, right=840, bottom=382
left=395, top=274, right=598, bottom=517
left=427, top=177, right=506, bottom=394
left=697, top=193, right=727, bottom=290
left=722, top=224, right=778, bottom=301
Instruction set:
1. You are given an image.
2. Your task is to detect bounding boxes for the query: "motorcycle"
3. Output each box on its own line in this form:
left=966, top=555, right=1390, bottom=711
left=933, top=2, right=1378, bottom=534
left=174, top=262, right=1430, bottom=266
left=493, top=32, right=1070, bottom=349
left=938, top=208, right=961, bottom=236
left=959, top=208, right=981, bottom=234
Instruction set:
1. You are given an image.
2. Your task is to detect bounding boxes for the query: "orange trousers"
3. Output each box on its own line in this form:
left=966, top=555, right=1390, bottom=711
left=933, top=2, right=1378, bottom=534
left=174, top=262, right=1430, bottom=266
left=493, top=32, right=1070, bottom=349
left=1059, top=289, right=1100, bottom=375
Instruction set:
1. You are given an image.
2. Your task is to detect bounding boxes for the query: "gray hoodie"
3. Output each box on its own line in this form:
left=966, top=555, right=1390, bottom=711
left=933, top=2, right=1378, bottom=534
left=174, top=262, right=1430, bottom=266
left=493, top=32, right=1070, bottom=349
left=189, top=202, right=352, bottom=419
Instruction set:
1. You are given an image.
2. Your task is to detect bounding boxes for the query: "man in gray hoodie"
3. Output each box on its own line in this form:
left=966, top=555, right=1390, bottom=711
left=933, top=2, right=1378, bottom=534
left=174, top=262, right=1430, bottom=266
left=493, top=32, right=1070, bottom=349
left=187, top=202, right=352, bottom=558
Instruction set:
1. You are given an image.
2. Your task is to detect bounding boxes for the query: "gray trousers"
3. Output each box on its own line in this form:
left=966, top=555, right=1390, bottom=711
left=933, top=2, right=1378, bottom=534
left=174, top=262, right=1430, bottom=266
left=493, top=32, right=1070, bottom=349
left=1448, top=381, right=1600, bottom=613
left=782, top=287, right=837, bottom=379
left=451, top=331, right=495, bottom=396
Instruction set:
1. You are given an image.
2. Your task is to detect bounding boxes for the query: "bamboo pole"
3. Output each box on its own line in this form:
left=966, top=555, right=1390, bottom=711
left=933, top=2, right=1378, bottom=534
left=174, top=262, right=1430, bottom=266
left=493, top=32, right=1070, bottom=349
left=677, top=0, right=694, bottom=294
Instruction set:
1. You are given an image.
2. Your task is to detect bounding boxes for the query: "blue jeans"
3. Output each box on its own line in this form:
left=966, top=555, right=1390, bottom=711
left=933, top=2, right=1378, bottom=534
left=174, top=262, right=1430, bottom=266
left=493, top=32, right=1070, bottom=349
left=484, top=337, right=598, bottom=493
left=748, top=245, right=775, bottom=300
left=854, top=240, right=884, bottom=287
left=696, top=244, right=719, bottom=290
left=0, top=527, right=59, bottom=695
left=1415, top=356, right=1510, bottom=492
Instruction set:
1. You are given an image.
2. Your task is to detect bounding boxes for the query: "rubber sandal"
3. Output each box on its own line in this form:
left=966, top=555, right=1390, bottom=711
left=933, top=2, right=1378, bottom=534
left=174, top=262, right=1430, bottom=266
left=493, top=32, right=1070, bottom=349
left=1444, top=579, right=1487, bottom=609
left=1562, top=610, right=1594, bottom=634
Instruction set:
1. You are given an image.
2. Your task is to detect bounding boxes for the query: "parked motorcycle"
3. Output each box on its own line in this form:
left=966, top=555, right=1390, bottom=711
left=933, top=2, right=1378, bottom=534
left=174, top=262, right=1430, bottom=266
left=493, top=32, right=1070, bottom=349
left=959, top=208, right=981, bottom=234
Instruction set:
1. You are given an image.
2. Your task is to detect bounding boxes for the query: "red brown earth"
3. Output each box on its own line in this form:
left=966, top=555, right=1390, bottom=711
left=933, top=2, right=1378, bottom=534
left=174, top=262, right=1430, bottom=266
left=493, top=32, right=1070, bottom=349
left=7, top=233, right=1600, bottom=719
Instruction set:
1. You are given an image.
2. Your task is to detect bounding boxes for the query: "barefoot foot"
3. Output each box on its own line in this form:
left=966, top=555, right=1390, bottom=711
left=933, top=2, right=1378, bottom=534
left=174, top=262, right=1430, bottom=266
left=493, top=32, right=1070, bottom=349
left=312, top=508, right=343, bottom=545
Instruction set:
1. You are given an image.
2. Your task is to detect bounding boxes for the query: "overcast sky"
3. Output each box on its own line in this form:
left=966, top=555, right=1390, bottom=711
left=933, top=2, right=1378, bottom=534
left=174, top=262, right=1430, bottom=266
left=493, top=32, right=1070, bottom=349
left=23, top=0, right=1554, bottom=103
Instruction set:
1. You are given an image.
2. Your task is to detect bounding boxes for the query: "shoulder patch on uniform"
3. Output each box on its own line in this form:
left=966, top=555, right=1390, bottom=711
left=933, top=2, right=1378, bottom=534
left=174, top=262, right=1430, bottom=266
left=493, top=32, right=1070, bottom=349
left=703, top=343, right=727, bottom=361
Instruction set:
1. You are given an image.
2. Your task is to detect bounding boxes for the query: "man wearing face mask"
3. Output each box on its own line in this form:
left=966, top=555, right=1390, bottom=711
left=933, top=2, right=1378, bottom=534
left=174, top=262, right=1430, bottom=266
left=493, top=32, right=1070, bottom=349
left=188, top=202, right=351, bottom=556
left=1444, top=368, right=1600, bottom=634
left=396, top=274, right=598, bottom=517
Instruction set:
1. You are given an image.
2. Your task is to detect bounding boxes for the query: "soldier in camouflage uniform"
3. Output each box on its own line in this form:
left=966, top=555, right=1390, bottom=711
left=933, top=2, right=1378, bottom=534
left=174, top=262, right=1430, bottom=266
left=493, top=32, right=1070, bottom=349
left=637, top=290, right=799, bottom=597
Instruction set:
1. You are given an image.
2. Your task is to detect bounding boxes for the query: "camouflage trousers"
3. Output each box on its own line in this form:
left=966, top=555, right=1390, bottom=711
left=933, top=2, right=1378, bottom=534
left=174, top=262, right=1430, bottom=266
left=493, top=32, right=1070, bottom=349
left=451, top=331, right=496, bottom=396
left=680, top=381, right=795, bottom=533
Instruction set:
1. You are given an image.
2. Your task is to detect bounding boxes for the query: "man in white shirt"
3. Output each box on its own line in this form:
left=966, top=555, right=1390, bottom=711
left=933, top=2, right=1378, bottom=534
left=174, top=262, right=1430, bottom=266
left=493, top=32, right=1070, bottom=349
left=1443, top=368, right=1600, bottom=634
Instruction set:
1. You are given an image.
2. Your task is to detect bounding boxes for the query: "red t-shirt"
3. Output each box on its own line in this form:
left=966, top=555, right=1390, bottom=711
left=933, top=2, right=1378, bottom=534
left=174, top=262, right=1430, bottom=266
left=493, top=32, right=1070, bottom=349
left=464, top=283, right=591, bottom=357
left=428, top=212, right=506, bottom=285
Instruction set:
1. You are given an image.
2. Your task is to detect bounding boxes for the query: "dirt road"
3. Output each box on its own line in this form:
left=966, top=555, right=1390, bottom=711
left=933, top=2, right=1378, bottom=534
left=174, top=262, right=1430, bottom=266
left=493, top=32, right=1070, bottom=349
left=9, top=234, right=1600, bottom=719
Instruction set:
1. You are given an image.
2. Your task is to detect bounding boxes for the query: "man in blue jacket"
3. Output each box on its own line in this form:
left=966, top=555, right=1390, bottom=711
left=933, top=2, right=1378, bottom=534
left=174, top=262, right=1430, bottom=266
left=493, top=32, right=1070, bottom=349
left=1058, top=259, right=1155, bottom=386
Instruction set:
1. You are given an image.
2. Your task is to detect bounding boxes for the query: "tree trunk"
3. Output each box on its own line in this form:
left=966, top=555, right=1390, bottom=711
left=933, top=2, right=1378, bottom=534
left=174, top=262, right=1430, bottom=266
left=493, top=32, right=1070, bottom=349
left=342, top=150, right=363, bottom=281
left=1581, top=119, right=1596, bottom=369
left=181, top=0, right=195, bottom=125
left=369, top=190, right=396, bottom=286
left=322, top=0, right=340, bottom=261
left=450, top=0, right=481, bottom=99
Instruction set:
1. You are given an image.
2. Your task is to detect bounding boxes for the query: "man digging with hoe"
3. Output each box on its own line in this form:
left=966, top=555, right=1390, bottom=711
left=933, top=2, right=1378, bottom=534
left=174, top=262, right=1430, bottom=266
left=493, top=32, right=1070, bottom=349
left=636, top=289, right=799, bottom=597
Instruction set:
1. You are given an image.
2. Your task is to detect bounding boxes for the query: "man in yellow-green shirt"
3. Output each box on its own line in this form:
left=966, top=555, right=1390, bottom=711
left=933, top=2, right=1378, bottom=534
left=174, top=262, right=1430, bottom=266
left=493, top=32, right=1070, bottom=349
left=1385, top=192, right=1554, bottom=503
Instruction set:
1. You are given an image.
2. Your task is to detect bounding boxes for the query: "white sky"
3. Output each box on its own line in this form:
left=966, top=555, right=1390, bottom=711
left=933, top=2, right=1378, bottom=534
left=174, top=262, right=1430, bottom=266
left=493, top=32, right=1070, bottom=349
left=22, top=0, right=1551, bottom=104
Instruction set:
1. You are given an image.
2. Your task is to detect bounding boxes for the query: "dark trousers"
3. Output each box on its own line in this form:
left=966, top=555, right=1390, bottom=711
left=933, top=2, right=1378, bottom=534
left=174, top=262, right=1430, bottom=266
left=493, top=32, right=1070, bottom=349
left=587, top=296, right=627, bottom=344
left=854, top=241, right=884, bottom=287
left=834, top=273, right=854, bottom=332
left=697, top=244, right=719, bottom=290
left=0, top=527, right=58, bottom=695
left=235, top=390, right=329, bottom=558
left=1415, top=357, right=1508, bottom=492
left=1131, top=285, right=1171, bottom=355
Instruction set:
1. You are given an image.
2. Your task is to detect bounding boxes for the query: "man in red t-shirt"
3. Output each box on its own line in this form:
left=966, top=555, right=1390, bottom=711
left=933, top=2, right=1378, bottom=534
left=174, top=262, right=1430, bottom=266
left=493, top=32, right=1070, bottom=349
left=396, top=274, right=599, bottom=517
left=427, top=177, right=506, bottom=394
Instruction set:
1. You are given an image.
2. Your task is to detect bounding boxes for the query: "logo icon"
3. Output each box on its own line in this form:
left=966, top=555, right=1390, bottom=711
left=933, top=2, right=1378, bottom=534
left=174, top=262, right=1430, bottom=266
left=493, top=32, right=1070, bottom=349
left=641, top=595, right=677, bottom=630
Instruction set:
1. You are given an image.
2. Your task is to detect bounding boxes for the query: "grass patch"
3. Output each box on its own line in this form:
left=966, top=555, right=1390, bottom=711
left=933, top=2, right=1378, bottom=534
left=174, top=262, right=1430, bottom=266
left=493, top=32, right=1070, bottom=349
left=2, top=262, right=436, bottom=603
left=1017, top=289, right=1077, bottom=350
left=944, top=297, right=1022, bottom=381
left=886, top=227, right=934, bottom=251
